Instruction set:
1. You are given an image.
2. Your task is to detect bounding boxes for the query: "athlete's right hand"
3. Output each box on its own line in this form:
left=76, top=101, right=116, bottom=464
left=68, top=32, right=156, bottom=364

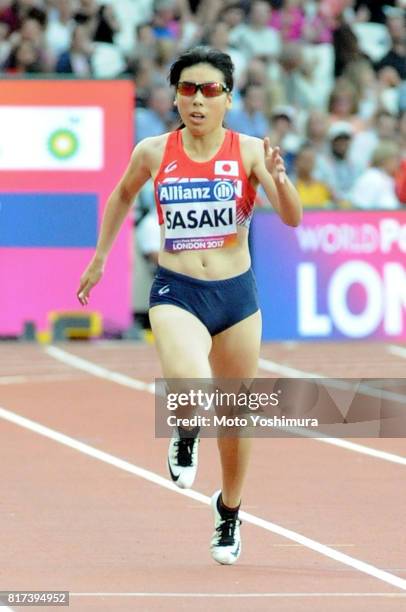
left=77, top=257, right=105, bottom=306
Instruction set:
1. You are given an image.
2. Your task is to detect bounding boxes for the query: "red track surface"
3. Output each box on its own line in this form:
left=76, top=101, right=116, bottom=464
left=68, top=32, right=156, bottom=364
left=1, top=341, right=406, bottom=611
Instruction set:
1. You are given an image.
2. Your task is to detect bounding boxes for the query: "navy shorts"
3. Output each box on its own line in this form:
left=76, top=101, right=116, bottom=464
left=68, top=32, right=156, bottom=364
left=150, top=266, right=259, bottom=336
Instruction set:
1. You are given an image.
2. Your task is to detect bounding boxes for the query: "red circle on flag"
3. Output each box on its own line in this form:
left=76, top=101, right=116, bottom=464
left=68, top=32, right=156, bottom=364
left=222, top=164, right=231, bottom=172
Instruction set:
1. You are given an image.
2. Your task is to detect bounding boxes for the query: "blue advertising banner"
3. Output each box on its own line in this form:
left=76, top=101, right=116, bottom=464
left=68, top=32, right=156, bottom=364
left=251, top=210, right=406, bottom=341
left=0, top=194, right=97, bottom=247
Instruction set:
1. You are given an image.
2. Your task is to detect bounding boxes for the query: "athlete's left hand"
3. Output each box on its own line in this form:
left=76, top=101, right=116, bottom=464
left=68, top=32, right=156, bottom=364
left=264, top=138, right=286, bottom=185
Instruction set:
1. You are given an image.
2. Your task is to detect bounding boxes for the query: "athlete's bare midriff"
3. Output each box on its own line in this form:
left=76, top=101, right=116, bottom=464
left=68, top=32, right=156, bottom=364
left=158, top=224, right=250, bottom=279
left=146, top=131, right=256, bottom=281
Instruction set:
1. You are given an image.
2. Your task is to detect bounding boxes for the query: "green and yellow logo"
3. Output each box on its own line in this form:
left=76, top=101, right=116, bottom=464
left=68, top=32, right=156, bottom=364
left=48, top=129, right=79, bottom=159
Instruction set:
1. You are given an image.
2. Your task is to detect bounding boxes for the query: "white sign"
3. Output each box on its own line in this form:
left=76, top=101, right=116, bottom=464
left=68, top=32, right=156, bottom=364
left=0, top=106, right=104, bottom=170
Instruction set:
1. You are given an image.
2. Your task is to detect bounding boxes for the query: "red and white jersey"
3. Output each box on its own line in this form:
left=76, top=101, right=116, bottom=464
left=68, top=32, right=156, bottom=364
left=154, top=129, right=257, bottom=252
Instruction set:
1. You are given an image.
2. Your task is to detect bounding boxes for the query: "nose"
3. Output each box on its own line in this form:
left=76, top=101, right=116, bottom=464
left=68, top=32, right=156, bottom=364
left=192, top=89, right=204, bottom=103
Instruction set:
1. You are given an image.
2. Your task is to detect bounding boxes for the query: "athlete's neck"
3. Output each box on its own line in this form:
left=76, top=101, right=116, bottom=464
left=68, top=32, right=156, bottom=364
left=181, top=126, right=226, bottom=161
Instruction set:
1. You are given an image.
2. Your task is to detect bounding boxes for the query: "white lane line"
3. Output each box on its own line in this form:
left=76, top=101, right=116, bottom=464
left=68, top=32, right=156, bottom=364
left=70, top=592, right=406, bottom=598
left=259, top=358, right=406, bottom=404
left=45, top=346, right=155, bottom=394
left=286, top=427, right=406, bottom=466
left=45, top=346, right=406, bottom=467
left=258, top=355, right=406, bottom=465
left=388, top=345, right=406, bottom=359
left=1, top=405, right=406, bottom=592
left=273, top=543, right=354, bottom=547
left=258, top=358, right=322, bottom=378
left=0, top=374, right=85, bottom=385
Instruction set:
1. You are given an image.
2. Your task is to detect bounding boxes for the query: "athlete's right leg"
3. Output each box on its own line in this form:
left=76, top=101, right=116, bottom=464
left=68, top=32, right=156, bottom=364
left=149, top=304, right=212, bottom=378
left=149, top=304, right=212, bottom=488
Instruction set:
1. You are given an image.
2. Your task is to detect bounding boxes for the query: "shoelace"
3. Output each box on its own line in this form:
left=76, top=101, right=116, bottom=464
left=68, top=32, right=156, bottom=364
left=174, top=437, right=198, bottom=467
left=215, top=517, right=242, bottom=546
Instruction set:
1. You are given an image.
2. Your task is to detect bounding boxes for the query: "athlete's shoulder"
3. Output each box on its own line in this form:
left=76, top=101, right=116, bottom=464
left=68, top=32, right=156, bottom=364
left=130, top=133, right=172, bottom=172
left=134, top=133, right=171, bottom=156
left=233, top=132, right=264, bottom=166
left=237, top=133, right=264, bottom=150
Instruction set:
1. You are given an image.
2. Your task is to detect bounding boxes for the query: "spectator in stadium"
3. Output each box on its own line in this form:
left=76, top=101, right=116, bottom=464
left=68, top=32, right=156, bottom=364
left=3, top=38, right=42, bottom=72
left=136, top=208, right=161, bottom=269
left=395, top=110, right=406, bottom=204
left=7, top=10, right=56, bottom=70
left=153, top=36, right=179, bottom=80
left=349, top=140, right=401, bottom=209
left=151, top=0, right=181, bottom=40
left=130, top=54, right=168, bottom=107
left=333, top=19, right=366, bottom=77
left=328, top=79, right=366, bottom=132
left=191, top=0, right=248, bottom=28
left=354, top=0, right=397, bottom=24
left=74, top=0, right=120, bottom=45
left=1, top=0, right=45, bottom=34
left=203, top=21, right=247, bottom=87
left=226, top=83, right=270, bottom=138
left=0, top=0, right=19, bottom=33
left=306, top=109, right=330, bottom=156
left=268, top=0, right=306, bottom=42
left=302, top=2, right=335, bottom=44
left=244, top=56, right=268, bottom=88
left=399, top=79, right=406, bottom=112
left=229, top=0, right=281, bottom=60
left=375, top=7, right=406, bottom=80
left=343, top=58, right=381, bottom=120
left=46, top=0, right=76, bottom=57
left=268, top=105, right=300, bottom=175
left=395, top=158, right=406, bottom=204
left=0, top=21, right=11, bottom=65
left=218, top=1, right=246, bottom=32
left=273, top=42, right=320, bottom=110
left=134, top=22, right=157, bottom=61
left=316, top=121, right=362, bottom=204
left=55, top=23, right=93, bottom=75
left=293, top=142, right=333, bottom=208
left=135, top=85, right=178, bottom=143
left=399, top=109, right=406, bottom=158
left=349, top=109, right=398, bottom=170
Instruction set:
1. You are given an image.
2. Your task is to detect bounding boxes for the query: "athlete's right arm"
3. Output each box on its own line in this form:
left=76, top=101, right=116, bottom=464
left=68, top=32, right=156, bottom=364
left=77, top=139, right=153, bottom=305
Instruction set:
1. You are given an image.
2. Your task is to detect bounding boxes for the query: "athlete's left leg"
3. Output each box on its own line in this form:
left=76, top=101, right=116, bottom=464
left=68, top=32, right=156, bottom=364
left=209, top=309, right=262, bottom=508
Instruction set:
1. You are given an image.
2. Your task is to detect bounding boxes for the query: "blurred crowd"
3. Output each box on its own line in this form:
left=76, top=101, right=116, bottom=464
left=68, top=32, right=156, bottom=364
left=1, top=0, right=406, bottom=260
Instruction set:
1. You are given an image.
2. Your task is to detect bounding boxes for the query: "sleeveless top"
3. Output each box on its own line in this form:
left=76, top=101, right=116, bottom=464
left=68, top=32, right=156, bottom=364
left=153, top=129, right=257, bottom=252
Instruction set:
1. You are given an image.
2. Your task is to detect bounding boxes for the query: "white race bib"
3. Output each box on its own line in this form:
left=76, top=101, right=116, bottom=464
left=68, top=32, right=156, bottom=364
left=158, top=180, right=238, bottom=251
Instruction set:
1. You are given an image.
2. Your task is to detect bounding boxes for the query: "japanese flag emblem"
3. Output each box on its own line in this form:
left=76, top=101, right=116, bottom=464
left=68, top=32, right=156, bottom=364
left=214, top=160, right=239, bottom=176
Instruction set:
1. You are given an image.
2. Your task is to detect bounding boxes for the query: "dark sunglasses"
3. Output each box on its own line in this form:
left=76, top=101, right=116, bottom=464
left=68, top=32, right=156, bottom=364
left=176, top=81, right=231, bottom=98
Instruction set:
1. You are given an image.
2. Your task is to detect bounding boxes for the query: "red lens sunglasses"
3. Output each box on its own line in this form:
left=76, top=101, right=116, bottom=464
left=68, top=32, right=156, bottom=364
left=176, top=81, right=231, bottom=98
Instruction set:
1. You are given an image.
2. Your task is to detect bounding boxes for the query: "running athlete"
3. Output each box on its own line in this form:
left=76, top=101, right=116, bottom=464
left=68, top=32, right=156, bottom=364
left=77, top=47, right=302, bottom=565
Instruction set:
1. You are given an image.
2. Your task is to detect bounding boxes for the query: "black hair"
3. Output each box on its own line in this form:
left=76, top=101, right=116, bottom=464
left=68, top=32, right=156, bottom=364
left=168, top=46, right=234, bottom=92
left=26, top=7, right=48, bottom=28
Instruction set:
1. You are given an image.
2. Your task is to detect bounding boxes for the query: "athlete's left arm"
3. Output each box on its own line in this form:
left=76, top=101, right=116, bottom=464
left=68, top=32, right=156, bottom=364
left=250, top=137, right=302, bottom=227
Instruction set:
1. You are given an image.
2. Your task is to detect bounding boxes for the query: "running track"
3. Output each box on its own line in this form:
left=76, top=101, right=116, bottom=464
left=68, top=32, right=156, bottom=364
left=1, top=341, right=406, bottom=611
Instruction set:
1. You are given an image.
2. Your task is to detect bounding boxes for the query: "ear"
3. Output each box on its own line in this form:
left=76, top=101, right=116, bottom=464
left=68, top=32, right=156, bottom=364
left=225, top=93, right=232, bottom=110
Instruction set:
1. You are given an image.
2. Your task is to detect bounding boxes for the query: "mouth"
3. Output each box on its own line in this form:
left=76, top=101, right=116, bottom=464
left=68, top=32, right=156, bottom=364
left=189, top=112, right=205, bottom=122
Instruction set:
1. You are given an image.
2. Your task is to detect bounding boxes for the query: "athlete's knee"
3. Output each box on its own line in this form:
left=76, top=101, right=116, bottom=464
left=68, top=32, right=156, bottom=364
left=163, top=358, right=211, bottom=379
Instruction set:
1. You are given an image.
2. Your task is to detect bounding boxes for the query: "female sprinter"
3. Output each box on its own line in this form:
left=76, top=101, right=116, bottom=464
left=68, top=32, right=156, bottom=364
left=77, top=47, right=302, bottom=565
